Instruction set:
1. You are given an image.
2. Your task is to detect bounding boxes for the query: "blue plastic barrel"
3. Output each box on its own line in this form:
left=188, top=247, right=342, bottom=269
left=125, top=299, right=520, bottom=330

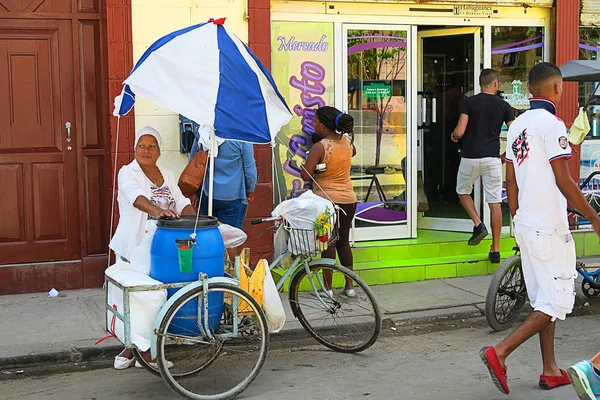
left=150, top=216, right=225, bottom=335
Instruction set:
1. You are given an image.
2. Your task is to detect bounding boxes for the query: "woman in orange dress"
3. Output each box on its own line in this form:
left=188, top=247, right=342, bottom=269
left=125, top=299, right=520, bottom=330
left=301, top=106, right=357, bottom=296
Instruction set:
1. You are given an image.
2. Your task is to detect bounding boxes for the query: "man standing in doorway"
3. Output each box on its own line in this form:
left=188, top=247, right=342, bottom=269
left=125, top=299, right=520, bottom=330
left=480, top=62, right=600, bottom=395
left=451, top=69, right=515, bottom=263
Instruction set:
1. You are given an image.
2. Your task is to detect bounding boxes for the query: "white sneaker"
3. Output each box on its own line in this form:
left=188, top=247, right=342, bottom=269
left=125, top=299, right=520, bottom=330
left=343, top=288, right=356, bottom=298
left=114, top=355, right=135, bottom=370
left=135, top=360, right=174, bottom=369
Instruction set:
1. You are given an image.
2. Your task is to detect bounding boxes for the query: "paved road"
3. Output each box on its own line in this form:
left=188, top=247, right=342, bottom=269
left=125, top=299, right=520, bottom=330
left=2, top=316, right=598, bottom=400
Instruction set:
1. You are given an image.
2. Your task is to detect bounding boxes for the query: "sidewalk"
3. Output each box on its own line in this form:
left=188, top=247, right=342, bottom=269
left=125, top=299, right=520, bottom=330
left=1, top=261, right=599, bottom=372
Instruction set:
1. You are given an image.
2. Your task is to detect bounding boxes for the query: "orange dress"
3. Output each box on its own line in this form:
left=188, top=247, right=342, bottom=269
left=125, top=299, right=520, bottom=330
left=313, top=135, right=357, bottom=205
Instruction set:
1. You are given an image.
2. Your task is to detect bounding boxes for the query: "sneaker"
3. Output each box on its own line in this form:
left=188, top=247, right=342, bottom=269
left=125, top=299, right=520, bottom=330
left=469, top=223, right=488, bottom=246
left=114, top=355, right=135, bottom=370
left=479, top=346, right=510, bottom=394
left=343, top=288, right=356, bottom=298
left=568, top=360, right=600, bottom=400
left=489, top=251, right=501, bottom=264
left=539, top=369, right=570, bottom=390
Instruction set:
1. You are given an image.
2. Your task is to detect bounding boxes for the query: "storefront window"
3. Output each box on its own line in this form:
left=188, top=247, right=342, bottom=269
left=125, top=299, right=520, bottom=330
left=492, top=26, right=543, bottom=226
left=270, top=22, right=336, bottom=204
left=579, top=27, right=600, bottom=139
left=578, top=27, right=600, bottom=195
left=347, top=30, right=408, bottom=229
left=491, top=26, right=543, bottom=108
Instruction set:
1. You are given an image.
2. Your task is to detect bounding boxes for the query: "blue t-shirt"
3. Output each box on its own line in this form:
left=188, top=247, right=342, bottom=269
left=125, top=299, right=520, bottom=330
left=190, top=138, right=257, bottom=204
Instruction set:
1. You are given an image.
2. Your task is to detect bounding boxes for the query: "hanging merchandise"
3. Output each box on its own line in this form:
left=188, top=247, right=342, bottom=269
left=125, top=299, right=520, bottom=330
left=569, top=107, right=592, bottom=145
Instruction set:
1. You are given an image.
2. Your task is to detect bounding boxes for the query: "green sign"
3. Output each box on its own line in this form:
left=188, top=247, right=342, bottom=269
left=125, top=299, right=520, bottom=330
left=364, top=82, right=391, bottom=99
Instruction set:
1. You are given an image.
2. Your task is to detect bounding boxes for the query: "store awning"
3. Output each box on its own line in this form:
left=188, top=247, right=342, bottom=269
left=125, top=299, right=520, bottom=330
left=560, top=60, right=600, bottom=82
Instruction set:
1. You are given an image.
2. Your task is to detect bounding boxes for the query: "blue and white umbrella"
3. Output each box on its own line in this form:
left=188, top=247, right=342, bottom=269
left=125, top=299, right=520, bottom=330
left=112, top=18, right=292, bottom=215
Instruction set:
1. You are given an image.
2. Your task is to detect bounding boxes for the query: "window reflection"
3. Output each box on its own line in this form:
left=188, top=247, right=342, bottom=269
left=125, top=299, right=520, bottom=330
left=347, top=30, right=408, bottom=227
left=492, top=26, right=543, bottom=227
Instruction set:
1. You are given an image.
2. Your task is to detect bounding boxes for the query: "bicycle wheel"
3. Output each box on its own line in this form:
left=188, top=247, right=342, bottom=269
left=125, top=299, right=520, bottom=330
left=289, top=263, right=381, bottom=353
left=156, top=282, right=269, bottom=400
left=485, top=255, right=528, bottom=332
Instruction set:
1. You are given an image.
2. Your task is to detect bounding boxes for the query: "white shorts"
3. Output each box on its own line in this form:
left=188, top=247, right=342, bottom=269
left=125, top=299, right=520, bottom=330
left=456, top=157, right=502, bottom=203
left=514, top=223, right=577, bottom=321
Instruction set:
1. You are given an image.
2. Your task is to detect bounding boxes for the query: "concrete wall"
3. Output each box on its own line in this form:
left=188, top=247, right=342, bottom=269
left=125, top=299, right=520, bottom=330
left=131, top=0, right=249, bottom=176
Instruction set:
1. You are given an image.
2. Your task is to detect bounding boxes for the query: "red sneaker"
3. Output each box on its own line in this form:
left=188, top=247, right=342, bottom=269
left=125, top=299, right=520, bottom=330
left=480, top=346, right=510, bottom=394
left=539, top=369, right=570, bottom=390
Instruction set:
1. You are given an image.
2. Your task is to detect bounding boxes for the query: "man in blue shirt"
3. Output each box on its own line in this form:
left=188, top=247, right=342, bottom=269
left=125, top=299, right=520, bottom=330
left=189, top=134, right=257, bottom=229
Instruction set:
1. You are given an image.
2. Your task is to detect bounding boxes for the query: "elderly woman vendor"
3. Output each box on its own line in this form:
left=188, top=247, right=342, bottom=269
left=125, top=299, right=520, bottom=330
left=109, top=126, right=195, bottom=369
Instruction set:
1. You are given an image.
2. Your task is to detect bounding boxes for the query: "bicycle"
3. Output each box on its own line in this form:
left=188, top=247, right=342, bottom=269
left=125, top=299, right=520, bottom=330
left=251, top=208, right=382, bottom=353
left=485, top=246, right=600, bottom=331
left=485, top=172, right=600, bottom=332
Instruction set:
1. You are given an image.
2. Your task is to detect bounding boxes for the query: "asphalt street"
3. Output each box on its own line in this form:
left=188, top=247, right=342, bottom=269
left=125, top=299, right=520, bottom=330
left=2, top=315, right=598, bottom=400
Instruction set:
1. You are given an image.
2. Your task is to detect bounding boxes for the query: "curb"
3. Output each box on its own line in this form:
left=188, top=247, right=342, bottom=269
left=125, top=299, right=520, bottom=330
left=0, top=304, right=485, bottom=377
left=1, top=300, right=599, bottom=379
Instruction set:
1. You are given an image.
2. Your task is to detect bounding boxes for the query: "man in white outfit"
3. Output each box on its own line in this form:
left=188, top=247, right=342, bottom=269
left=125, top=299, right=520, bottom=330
left=480, top=62, right=600, bottom=395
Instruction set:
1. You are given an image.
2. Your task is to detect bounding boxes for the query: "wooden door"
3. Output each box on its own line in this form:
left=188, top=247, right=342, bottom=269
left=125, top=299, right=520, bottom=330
left=0, top=19, right=80, bottom=264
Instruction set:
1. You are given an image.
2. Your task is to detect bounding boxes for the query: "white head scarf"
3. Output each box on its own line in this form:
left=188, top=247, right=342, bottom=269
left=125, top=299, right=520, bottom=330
left=134, top=126, right=163, bottom=150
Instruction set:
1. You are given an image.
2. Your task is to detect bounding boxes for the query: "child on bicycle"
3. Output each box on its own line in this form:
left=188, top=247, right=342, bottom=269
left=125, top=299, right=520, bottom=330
left=480, top=62, right=600, bottom=395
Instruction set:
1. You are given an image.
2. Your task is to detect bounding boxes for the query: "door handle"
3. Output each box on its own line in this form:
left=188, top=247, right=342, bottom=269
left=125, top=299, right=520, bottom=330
left=65, top=122, right=72, bottom=143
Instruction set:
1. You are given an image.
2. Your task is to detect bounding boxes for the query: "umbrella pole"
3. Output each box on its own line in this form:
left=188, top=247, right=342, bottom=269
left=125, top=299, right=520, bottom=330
left=208, top=128, right=216, bottom=216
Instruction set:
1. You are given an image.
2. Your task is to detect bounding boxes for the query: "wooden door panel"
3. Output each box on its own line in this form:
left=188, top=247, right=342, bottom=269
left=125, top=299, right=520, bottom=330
left=0, top=0, right=72, bottom=13
left=0, top=19, right=79, bottom=264
left=1, top=32, right=58, bottom=149
left=0, top=163, right=25, bottom=242
left=32, top=162, right=66, bottom=240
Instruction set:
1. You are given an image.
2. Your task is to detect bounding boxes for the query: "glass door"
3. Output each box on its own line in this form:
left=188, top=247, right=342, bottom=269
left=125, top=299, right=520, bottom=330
left=417, top=27, right=482, bottom=232
left=343, top=24, right=413, bottom=241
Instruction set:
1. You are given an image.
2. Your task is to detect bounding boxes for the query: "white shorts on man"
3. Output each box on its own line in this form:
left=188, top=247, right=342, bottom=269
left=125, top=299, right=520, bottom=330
left=456, top=157, right=503, bottom=204
left=514, top=224, right=576, bottom=321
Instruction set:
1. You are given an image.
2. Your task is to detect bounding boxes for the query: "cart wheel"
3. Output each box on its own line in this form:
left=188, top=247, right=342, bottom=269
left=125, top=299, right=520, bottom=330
left=156, top=282, right=268, bottom=400
left=582, top=278, right=600, bottom=298
left=485, top=255, right=528, bottom=332
left=132, top=347, right=160, bottom=377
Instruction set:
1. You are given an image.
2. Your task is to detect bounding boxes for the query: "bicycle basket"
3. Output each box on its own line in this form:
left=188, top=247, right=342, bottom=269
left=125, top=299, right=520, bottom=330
left=284, top=209, right=339, bottom=257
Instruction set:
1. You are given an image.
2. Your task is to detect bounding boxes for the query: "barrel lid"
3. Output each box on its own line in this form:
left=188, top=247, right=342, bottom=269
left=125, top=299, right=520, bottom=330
left=156, top=215, right=219, bottom=228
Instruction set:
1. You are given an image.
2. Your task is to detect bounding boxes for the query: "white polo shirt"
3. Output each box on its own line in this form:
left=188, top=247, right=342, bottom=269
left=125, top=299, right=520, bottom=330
left=505, top=98, right=572, bottom=233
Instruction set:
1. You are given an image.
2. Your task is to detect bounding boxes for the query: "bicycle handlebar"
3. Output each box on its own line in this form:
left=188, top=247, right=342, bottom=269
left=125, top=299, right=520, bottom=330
left=579, top=171, right=600, bottom=190
left=251, top=216, right=282, bottom=225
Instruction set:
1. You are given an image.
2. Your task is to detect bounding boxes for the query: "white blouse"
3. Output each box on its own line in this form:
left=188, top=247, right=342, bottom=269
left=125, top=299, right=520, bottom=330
left=109, top=159, right=191, bottom=260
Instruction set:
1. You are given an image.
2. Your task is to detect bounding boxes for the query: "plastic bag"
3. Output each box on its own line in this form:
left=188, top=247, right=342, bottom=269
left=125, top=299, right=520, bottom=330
left=105, top=264, right=167, bottom=351
left=272, top=190, right=334, bottom=255
left=273, top=224, right=289, bottom=260
left=218, top=224, right=248, bottom=249
left=128, top=220, right=158, bottom=275
left=260, top=259, right=286, bottom=333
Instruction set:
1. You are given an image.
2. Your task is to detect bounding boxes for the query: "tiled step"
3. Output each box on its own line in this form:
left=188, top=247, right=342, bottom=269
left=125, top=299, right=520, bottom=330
left=270, top=230, right=600, bottom=290
left=352, top=237, right=516, bottom=264
left=355, top=254, right=502, bottom=285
